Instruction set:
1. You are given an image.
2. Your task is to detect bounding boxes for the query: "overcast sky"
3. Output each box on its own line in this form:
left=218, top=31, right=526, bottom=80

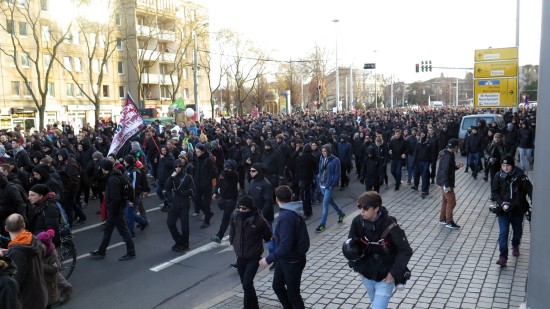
left=207, top=0, right=542, bottom=83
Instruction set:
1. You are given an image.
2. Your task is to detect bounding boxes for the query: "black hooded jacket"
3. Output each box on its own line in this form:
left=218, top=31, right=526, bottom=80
left=32, top=164, right=63, bottom=198
left=247, top=164, right=274, bottom=222
left=347, top=207, right=412, bottom=282
left=0, top=257, right=21, bottom=309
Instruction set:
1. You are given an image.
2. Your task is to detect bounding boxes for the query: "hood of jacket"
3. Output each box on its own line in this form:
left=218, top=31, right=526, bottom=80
left=279, top=201, right=304, bottom=218
left=8, top=231, right=43, bottom=259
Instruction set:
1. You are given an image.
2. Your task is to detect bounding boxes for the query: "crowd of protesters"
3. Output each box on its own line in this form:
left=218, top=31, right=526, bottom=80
left=0, top=105, right=537, bottom=307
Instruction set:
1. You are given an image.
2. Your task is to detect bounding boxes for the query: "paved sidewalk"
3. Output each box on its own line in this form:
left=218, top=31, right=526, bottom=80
left=197, top=165, right=531, bottom=309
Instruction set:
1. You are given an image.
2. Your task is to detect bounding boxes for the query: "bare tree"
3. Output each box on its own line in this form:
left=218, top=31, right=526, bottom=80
left=0, top=0, right=72, bottom=129
left=55, top=0, right=125, bottom=124
left=304, top=44, right=330, bottom=110
left=223, top=31, right=267, bottom=116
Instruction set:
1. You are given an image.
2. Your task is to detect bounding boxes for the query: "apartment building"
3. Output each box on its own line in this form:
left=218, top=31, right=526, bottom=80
left=0, top=0, right=209, bottom=131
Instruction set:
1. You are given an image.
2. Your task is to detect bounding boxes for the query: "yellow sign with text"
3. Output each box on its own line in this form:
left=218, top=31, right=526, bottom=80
left=474, top=47, right=518, bottom=62
left=474, top=78, right=517, bottom=107
left=474, top=60, right=518, bottom=78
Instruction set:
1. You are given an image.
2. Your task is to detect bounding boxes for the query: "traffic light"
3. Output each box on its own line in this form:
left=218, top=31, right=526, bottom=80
left=421, top=61, right=425, bottom=72
left=428, top=60, right=432, bottom=72
left=415, top=63, right=419, bottom=73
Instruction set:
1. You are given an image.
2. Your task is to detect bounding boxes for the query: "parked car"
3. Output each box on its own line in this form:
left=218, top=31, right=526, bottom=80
left=459, top=113, right=505, bottom=155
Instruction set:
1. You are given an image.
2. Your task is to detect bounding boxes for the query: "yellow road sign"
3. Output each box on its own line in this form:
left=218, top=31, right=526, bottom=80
left=475, top=47, right=518, bottom=62
left=474, top=60, right=518, bottom=78
left=474, top=78, right=518, bottom=107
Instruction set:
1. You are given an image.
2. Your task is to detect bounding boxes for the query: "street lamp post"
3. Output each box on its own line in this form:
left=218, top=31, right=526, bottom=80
left=192, top=30, right=200, bottom=122
left=332, top=19, right=339, bottom=111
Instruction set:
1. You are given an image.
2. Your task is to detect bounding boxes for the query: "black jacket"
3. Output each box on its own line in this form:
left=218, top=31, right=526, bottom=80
left=104, top=169, right=126, bottom=216
left=164, top=171, right=195, bottom=209
left=6, top=233, right=48, bottom=309
left=414, top=137, right=432, bottom=163
left=491, top=167, right=532, bottom=216
left=0, top=257, right=21, bottom=309
left=192, top=153, right=217, bottom=191
left=229, top=210, right=271, bottom=259
left=436, top=149, right=458, bottom=188
left=465, top=133, right=483, bottom=153
left=248, top=174, right=274, bottom=222
left=388, top=136, right=407, bottom=160
left=216, top=169, right=239, bottom=199
left=27, top=195, right=61, bottom=247
left=347, top=208, right=412, bottom=282
left=295, top=152, right=317, bottom=182
left=157, top=154, right=175, bottom=186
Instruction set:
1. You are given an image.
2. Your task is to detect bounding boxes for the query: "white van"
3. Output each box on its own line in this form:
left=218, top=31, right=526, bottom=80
left=459, top=114, right=505, bottom=154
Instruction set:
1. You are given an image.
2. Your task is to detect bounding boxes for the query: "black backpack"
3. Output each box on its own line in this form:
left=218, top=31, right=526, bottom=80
left=119, top=173, right=135, bottom=201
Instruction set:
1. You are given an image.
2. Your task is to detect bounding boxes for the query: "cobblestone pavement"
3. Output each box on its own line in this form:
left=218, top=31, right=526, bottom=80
left=197, top=165, right=531, bottom=309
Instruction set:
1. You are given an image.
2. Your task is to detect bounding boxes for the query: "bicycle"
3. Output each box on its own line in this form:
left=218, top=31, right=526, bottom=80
left=58, top=234, right=77, bottom=279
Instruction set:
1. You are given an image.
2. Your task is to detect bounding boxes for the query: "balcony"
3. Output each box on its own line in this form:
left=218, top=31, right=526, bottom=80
left=138, top=49, right=159, bottom=61
left=136, top=25, right=154, bottom=37
left=159, top=51, right=176, bottom=63
left=161, top=74, right=178, bottom=84
left=159, top=30, right=176, bottom=42
left=141, top=73, right=159, bottom=84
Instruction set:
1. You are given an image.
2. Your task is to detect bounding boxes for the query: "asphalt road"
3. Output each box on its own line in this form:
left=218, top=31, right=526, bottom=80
left=65, top=174, right=370, bottom=309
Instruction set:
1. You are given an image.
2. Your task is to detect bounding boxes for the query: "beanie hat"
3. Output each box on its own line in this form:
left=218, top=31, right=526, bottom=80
left=37, top=229, right=56, bottom=257
left=224, top=160, right=236, bottom=170
left=303, top=143, right=312, bottom=153
left=100, top=159, right=114, bottom=171
left=447, top=138, right=459, bottom=148
left=238, top=195, right=256, bottom=210
left=58, top=148, right=69, bottom=161
left=501, top=154, right=515, bottom=167
left=124, top=154, right=136, bottom=166
left=30, top=184, right=50, bottom=196
left=210, top=140, right=219, bottom=148
left=92, top=151, right=104, bottom=161
left=195, top=143, right=207, bottom=152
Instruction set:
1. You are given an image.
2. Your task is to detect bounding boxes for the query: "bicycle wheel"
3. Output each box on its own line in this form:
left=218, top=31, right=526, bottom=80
left=59, top=239, right=77, bottom=279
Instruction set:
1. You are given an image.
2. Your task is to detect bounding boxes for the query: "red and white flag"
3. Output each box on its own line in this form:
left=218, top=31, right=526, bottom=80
left=108, top=93, right=145, bottom=156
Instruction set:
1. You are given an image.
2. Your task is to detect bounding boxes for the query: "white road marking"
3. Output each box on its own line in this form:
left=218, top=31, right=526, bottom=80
left=72, top=205, right=162, bottom=234
left=64, top=242, right=126, bottom=263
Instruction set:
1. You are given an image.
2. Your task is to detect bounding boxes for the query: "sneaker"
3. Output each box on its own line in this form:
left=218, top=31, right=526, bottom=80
left=338, top=214, right=346, bottom=223
left=171, top=244, right=189, bottom=252
left=210, top=235, right=222, bottom=244
left=431, top=178, right=435, bottom=184
left=496, top=256, right=507, bottom=266
left=438, top=219, right=447, bottom=225
left=89, top=250, right=106, bottom=258
left=118, top=254, right=136, bottom=261
left=512, top=246, right=520, bottom=257
left=315, top=225, right=326, bottom=233
left=411, top=186, right=418, bottom=190
left=445, top=221, right=460, bottom=229
left=140, top=222, right=149, bottom=231
left=230, top=263, right=238, bottom=269
left=200, top=222, right=210, bottom=229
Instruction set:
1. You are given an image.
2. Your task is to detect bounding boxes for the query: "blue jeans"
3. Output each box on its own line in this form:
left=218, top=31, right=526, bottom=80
left=125, top=199, right=149, bottom=237
left=468, top=152, right=481, bottom=177
left=518, top=147, right=533, bottom=170
left=414, top=161, right=431, bottom=193
left=361, top=277, right=394, bottom=309
left=390, top=159, right=403, bottom=186
left=406, top=154, right=416, bottom=181
left=498, top=214, right=524, bottom=259
left=320, top=187, right=344, bottom=227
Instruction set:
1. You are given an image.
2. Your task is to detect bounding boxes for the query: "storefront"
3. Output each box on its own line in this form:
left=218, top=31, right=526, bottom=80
left=11, top=107, right=37, bottom=132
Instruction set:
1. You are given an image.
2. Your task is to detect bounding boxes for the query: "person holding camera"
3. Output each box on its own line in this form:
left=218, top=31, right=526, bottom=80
left=346, top=191, right=412, bottom=309
left=164, top=161, right=195, bottom=252
left=491, top=154, right=532, bottom=267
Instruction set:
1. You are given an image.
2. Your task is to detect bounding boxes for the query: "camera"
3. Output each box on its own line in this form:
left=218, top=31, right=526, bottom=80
left=395, top=268, right=411, bottom=291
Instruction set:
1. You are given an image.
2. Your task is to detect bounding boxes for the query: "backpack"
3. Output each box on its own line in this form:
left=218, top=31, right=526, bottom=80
left=119, top=173, right=136, bottom=201
left=60, top=158, right=81, bottom=192
left=293, top=212, right=310, bottom=255
left=54, top=201, right=71, bottom=237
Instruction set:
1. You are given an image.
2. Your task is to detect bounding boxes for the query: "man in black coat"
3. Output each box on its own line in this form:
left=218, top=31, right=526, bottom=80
left=89, top=160, right=136, bottom=261
left=295, top=144, right=317, bottom=219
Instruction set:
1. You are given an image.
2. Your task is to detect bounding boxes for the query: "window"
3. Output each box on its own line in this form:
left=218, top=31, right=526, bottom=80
left=160, top=86, right=170, bottom=98
left=118, top=85, right=124, bottom=98
left=19, top=21, right=27, bottom=36
left=71, top=30, right=79, bottom=44
left=20, top=53, right=29, bottom=67
left=40, top=0, right=47, bottom=10
left=73, top=57, right=81, bottom=72
left=102, top=62, right=108, bottom=73
left=99, top=33, right=105, bottom=48
left=89, top=33, right=96, bottom=47
left=66, top=83, right=74, bottom=97
left=63, top=56, right=72, bottom=71
left=76, top=84, right=83, bottom=97
left=102, top=85, right=109, bottom=98
left=115, top=14, right=121, bottom=26
left=116, top=38, right=122, bottom=51
left=43, top=54, right=52, bottom=69
left=47, top=82, right=54, bottom=97
left=183, top=88, right=189, bottom=100
left=23, top=81, right=31, bottom=96
left=183, top=67, right=188, bottom=80
left=117, top=61, right=124, bottom=74
left=41, top=25, right=50, bottom=42
left=7, top=20, right=14, bottom=35
left=92, top=59, right=99, bottom=73
left=11, top=81, right=20, bottom=96
left=5, top=0, right=14, bottom=4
